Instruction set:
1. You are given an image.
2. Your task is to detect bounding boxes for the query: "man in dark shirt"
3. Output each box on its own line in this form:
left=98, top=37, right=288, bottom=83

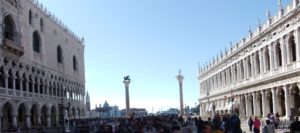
left=290, top=117, right=300, bottom=133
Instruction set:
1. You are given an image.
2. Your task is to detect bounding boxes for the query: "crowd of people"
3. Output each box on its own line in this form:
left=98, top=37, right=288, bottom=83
left=67, top=112, right=300, bottom=133
left=68, top=113, right=244, bottom=133
left=247, top=112, right=300, bottom=133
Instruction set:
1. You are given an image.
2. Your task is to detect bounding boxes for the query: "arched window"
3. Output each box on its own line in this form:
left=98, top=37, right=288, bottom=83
left=57, top=46, right=63, bottom=63
left=29, top=10, right=32, bottom=25
left=276, top=43, right=282, bottom=67
left=256, top=52, right=260, bottom=74
left=73, top=56, right=78, bottom=71
left=4, top=15, right=15, bottom=41
left=33, top=31, right=41, bottom=53
left=289, top=35, right=297, bottom=62
left=265, top=48, right=270, bottom=71
left=40, top=18, right=44, bottom=32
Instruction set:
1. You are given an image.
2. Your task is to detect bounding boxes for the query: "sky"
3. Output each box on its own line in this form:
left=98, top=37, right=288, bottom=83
left=38, top=0, right=291, bottom=113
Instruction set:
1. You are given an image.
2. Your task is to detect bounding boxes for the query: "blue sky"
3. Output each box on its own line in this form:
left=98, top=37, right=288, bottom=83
left=39, top=0, right=291, bottom=112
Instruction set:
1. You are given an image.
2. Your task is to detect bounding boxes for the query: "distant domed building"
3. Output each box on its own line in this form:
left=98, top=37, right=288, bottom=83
left=88, top=101, right=121, bottom=118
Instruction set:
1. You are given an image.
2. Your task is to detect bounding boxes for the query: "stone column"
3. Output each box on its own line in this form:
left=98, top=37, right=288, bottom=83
left=268, top=44, right=274, bottom=70
left=257, top=93, right=262, bottom=116
left=37, top=81, right=40, bottom=94
left=176, top=71, right=185, bottom=116
left=251, top=55, right=255, bottom=77
left=12, top=114, right=17, bottom=128
left=26, top=114, right=31, bottom=128
left=244, top=59, right=248, bottom=79
left=56, top=115, right=59, bottom=126
left=245, top=94, right=249, bottom=116
left=272, top=87, right=278, bottom=114
left=261, top=90, right=266, bottom=117
left=12, top=76, right=16, bottom=96
left=37, top=115, right=41, bottom=125
left=254, top=54, right=258, bottom=75
left=123, top=77, right=131, bottom=117
left=259, top=49, right=264, bottom=74
left=252, top=92, right=257, bottom=116
left=25, top=80, right=29, bottom=92
left=286, top=37, right=291, bottom=64
left=280, top=38, right=287, bottom=66
left=284, top=85, right=291, bottom=118
left=47, top=114, right=51, bottom=128
left=4, top=74, right=8, bottom=94
left=294, top=29, right=300, bottom=61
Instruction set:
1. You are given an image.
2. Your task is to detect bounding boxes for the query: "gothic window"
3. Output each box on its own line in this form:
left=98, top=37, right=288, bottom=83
left=73, top=56, right=78, bottom=71
left=4, top=15, right=15, bottom=41
left=29, top=10, right=32, bottom=25
left=33, top=31, right=41, bottom=53
left=57, top=45, right=63, bottom=63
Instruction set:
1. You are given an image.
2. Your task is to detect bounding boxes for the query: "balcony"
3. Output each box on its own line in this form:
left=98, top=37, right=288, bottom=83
left=2, top=39, right=24, bottom=56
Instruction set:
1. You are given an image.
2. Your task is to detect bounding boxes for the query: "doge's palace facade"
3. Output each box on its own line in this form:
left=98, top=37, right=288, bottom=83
left=0, top=0, right=86, bottom=129
left=199, top=0, right=300, bottom=119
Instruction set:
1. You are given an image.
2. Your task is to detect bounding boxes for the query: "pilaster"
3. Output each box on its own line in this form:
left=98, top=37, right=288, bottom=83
left=272, top=87, right=278, bottom=114
left=284, top=85, right=291, bottom=118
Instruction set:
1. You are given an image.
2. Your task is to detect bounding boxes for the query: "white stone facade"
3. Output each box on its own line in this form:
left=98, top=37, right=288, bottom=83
left=199, top=0, right=300, bottom=119
left=0, top=0, right=86, bottom=129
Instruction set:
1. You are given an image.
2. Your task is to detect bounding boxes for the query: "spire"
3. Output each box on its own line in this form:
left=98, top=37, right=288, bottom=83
left=278, top=0, right=283, bottom=10
left=198, top=61, right=201, bottom=74
left=293, top=0, right=299, bottom=8
left=248, top=26, right=253, bottom=38
left=266, top=10, right=272, bottom=25
left=278, top=0, right=284, bottom=17
left=86, top=90, right=90, bottom=102
left=257, top=18, right=261, bottom=32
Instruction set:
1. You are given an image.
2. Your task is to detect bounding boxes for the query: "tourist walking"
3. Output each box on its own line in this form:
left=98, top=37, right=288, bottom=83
left=262, top=120, right=274, bottom=133
left=253, top=117, right=261, bottom=133
left=248, top=116, right=253, bottom=132
left=229, top=114, right=242, bottom=133
left=202, top=121, right=212, bottom=133
left=290, top=117, right=300, bottom=133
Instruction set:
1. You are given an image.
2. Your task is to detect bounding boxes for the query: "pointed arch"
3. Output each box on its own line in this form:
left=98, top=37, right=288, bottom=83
left=3, top=15, right=16, bottom=42
left=29, top=10, right=32, bottom=25
left=30, top=104, right=40, bottom=127
left=73, top=55, right=78, bottom=71
left=17, top=103, right=28, bottom=128
left=289, top=35, right=297, bottom=62
left=2, top=101, right=15, bottom=129
left=57, top=45, right=63, bottom=63
left=33, top=31, right=41, bottom=53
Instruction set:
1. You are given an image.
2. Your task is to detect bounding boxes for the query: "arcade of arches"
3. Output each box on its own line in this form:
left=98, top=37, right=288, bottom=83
left=0, top=101, right=84, bottom=129
left=201, top=83, right=300, bottom=118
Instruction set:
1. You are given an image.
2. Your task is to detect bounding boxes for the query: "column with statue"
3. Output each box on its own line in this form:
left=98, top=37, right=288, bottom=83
left=123, top=76, right=131, bottom=117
